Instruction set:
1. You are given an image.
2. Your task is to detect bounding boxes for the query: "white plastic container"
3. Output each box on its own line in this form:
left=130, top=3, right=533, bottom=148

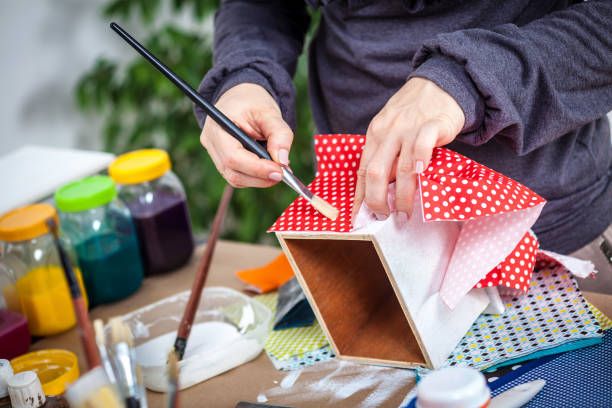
left=112, top=287, right=271, bottom=392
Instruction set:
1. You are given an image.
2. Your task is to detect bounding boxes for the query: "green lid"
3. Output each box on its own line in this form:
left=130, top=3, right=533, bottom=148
left=55, top=175, right=117, bottom=212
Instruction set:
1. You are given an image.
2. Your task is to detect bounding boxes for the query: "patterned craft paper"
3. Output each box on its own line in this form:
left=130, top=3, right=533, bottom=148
left=256, top=293, right=333, bottom=370
left=446, top=267, right=603, bottom=371
left=270, top=134, right=546, bottom=308
left=488, top=330, right=612, bottom=408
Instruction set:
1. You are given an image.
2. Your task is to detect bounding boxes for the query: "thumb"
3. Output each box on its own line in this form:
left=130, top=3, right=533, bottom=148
left=255, top=111, right=294, bottom=166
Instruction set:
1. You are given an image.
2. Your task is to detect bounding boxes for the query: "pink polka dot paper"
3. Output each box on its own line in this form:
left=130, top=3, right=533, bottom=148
left=269, top=134, right=364, bottom=233
left=419, top=148, right=545, bottom=222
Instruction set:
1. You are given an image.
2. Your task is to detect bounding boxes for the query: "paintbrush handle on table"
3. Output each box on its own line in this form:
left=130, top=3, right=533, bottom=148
left=47, top=219, right=101, bottom=369
left=173, top=184, right=234, bottom=359
left=110, top=22, right=338, bottom=221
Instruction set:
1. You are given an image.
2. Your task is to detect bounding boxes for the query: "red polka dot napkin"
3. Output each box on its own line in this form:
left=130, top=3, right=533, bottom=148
left=269, top=134, right=363, bottom=233
left=269, top=134, right=547, bottom=309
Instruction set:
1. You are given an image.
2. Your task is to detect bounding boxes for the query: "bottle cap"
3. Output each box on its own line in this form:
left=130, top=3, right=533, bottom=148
left=55, top=175, right=117, bottom=213
left=7, top=371, right=46, bottom=408
left=416, top=366, right=490, bottom=408
left=0, top=204, right=58, bottom=242
left=109, top=149, right=171, bottom=185
left=0, top=359, right=14, bottom=398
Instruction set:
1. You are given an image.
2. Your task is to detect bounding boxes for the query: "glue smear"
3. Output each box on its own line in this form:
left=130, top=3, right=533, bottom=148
left=259, top=360, right=414, bottom=407
left=136, top=321, right=261, bottom=391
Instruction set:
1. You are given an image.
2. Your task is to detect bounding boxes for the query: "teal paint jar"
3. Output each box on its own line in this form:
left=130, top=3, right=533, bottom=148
left=54, top=176, right=144, bottom=306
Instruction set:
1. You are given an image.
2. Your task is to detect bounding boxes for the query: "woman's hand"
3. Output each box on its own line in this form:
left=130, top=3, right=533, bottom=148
left=352, top=77, right=465, bottom=220
left=200, top=83, right=293, bottom=188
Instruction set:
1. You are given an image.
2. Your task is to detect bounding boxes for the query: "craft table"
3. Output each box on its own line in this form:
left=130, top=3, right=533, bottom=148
left=31, top=241, right=612, bottom=408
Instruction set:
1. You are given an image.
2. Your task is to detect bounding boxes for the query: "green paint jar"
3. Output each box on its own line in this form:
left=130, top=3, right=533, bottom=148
left=54, top=176, right=144, bottom=306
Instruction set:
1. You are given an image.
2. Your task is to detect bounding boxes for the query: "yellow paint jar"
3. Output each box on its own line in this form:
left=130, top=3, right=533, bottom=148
left=0, top=204, right=88, bottom=336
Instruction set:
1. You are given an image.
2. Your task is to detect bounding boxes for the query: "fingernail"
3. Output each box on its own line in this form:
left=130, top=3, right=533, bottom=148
left=269, top=172, right=282, bottom=182
left=374, top=212, right=388, bottom=221
left=415, top=160, right=425, bottom=174
left=278, top=149, right=289, bottom=165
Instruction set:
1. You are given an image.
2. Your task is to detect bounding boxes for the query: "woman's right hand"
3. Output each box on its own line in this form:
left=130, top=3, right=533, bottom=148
left=199, top=83, right=294, bottom=188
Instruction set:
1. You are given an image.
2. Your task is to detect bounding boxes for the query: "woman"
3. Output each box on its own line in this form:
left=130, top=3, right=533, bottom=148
left=195, top=0, right=611, bottom=267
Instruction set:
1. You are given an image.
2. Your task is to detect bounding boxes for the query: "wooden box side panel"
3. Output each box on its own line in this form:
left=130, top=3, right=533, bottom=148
left=280, top=237, right=426, bottom=366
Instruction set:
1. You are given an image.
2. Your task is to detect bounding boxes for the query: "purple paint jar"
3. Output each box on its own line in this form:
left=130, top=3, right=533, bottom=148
left=109, top=149, right=194, bottom=275
left=0, top=309, right=30, bottom=360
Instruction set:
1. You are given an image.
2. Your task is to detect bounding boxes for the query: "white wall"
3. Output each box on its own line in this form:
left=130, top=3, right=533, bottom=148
left=0, top=0, right=136, bottom=155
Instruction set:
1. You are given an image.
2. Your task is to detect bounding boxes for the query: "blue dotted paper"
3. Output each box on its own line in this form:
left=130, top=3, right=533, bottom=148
left=489, top=330, right=612, bottom=407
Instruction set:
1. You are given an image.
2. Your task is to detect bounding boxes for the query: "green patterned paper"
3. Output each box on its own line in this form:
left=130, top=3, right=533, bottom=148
left=256, top=293, right=330, bottom=361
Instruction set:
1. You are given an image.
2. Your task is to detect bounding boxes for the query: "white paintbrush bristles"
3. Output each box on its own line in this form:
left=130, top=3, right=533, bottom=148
left=310, top=195, right=339, bottom=221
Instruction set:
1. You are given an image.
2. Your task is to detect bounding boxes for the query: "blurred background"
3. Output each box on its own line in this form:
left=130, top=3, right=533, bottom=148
left=0, top=0, right=318, bottom=244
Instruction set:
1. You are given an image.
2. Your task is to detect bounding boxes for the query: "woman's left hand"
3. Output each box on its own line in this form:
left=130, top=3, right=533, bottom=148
left=352, top=77, right=465, bottom=220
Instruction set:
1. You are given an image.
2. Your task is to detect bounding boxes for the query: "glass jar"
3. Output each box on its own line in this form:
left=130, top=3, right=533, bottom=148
left=108, top=149, right=194, bottom=276
left=0, top=204, right=88, bottom=336
left=54, top=176, right=143, bottom=306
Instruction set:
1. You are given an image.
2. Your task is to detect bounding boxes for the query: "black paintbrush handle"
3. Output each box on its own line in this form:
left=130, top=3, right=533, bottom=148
left=110, top=22, right=272, bottom=161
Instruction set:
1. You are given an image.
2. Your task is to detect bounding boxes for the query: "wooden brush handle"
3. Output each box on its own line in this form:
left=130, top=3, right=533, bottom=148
left=73, top=297, right=102, bottom=369
left=174, top=185, right=234, bottom=359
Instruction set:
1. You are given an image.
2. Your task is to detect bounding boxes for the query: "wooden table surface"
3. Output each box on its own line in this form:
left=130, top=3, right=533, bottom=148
left=32, top=240, right=612, bottom=408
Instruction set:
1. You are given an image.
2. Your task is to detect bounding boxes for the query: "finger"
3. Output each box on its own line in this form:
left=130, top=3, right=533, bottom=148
left=413, top=120, right=438, bottom=172
left=396, top=123, right=438, bottom=215
left=364, top=138, right=401, bottom=217
left=253, top=111, right=294, bottom=166
left=208, top=125, right=283, bottom=185
left=351, top=136, right=378, bottom=221
left=222, top=168, right=279, bottom=188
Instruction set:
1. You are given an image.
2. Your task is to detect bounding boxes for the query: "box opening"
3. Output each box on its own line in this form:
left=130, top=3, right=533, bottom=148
left=284, top=238, right=426, bottom=365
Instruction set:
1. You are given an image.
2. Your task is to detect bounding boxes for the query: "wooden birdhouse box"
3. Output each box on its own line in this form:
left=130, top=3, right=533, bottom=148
left=270, top=135, right=545, bottom=369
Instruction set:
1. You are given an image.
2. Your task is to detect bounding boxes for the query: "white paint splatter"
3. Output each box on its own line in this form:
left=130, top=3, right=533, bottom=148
left=260, top=359, right=415, bottom=407
left=280, top=369, right=302, bottom=389
left=257, top=393, right=268, bottom=403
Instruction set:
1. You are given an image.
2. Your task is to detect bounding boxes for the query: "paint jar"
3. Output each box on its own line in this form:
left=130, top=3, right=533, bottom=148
left=416, top=366, right=491, bottom=408
left=55, top=176, right=144, bottom=306
left=109, top=149, right=194, bottom=276
left=0, top=310, right=30, bottom=360
left=0, top=204, right=88, bottom=336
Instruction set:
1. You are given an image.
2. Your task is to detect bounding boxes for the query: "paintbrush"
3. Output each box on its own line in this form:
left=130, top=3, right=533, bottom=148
left=166, top=351, right=179, bottom=408
left=109, top=22, right=339, bottom=221
left=109, top=317, right=141, bottom=408
left=94, top=319, right=117, bottom=385
left=173, top=184, right=233, bottom=360
left=46, top=218, right=101, bottom=369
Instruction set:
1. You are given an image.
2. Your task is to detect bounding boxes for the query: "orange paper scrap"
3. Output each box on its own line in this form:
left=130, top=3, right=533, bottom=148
left=235, top=253, right=294, bottom=294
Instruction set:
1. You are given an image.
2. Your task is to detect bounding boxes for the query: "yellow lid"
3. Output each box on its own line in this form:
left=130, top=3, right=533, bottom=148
left=11, top=349, right=80, bottom=396
left=108, top=149, right=171, bottom=185
left=0, top=204, right=58, bottom=242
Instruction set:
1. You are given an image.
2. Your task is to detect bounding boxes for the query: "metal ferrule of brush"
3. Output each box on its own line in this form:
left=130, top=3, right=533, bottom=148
left=281, top=166, right=313, bottom=202
left=113, top=343, right=138, bottom=398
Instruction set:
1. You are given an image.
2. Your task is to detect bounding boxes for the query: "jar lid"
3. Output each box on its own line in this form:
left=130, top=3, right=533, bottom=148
left=11, top=349, right=79, bottom=396
left=55, top=175, right=117, bottom=213
left=0, top=204, right=58, bottom=242
left=416, top=366, right=490, bottom=408
left=109, top=149, right=171, bottom=185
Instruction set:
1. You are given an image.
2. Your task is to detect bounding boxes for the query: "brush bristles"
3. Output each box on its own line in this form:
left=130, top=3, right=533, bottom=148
left=94, top=319, right=105, bottom=347
left=167, top=350, right=179, bottom=384
left=310, top=195, right=339, bottom=221
left=109, top=317, right=133, bottom=346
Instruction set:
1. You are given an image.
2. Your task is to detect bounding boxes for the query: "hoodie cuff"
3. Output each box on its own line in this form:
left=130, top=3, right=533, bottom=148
left=409, top=54, right=485, bottom=135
